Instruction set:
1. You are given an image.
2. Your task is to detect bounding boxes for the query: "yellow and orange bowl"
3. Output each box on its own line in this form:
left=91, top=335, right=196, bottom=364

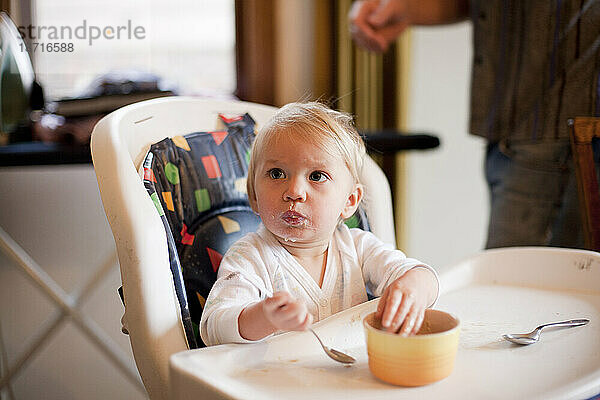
left=363, top=309, right=460, bottom=386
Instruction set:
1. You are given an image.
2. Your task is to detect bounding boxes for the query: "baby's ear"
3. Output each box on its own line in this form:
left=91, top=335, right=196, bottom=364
left=341, top=183, right=363, bottom=219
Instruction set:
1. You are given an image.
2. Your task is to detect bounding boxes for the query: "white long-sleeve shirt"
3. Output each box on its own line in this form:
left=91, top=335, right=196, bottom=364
left=200, top=223, right=438, bottom=346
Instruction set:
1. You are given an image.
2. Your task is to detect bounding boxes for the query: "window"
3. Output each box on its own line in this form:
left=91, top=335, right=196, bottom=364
left=29, top=0, right=235, bottom=100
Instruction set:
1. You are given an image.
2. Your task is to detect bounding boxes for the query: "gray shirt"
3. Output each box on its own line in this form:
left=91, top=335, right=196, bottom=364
left=469, top=1, right=600, bottom=144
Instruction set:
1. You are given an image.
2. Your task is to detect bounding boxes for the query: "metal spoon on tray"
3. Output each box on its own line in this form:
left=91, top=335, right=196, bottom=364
left=503, top=318, right=589, bottom=345
left=309, top=328, right=356, bottom=364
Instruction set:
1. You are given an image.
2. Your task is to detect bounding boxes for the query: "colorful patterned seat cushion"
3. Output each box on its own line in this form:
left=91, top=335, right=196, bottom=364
left=142, top=113, right=370, bottom=348
left=143, top=114, right=259, bottom=347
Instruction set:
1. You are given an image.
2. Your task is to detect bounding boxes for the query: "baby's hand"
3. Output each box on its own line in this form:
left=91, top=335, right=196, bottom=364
left=262, top=291, right=313, bottom=332
left=376, top=267, right=437, bottom=336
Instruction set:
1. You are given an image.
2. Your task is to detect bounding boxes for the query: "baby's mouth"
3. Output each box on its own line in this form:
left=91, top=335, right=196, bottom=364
left=281, top=210, right=307, bottom=226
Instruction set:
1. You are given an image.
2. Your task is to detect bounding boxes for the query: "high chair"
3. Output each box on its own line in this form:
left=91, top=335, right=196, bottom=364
left=90, top=96, right=399, bottom=399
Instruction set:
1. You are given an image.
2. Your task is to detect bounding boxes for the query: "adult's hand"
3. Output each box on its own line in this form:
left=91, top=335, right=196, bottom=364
left=349, top=0, right=469, bottom=53
left=348, top=0, right=409, bottom=53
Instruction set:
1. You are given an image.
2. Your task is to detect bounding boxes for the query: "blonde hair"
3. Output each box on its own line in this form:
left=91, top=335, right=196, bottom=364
left=247, top=101, right=365, bottom=211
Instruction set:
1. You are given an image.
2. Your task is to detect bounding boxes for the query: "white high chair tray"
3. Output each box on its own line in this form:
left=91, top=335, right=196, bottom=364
left=169, top=248, right=600, bottom=400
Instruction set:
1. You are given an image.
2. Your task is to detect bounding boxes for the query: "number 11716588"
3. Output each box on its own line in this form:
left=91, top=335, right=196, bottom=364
left=19, top=42, right=74, bottom=53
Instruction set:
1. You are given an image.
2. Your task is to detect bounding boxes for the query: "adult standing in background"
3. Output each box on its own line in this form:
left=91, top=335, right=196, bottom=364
left=349, top=0, right=600, bottom=249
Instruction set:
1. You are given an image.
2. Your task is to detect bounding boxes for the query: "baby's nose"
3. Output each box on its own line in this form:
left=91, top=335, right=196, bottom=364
left=283, top=178, right=307, bottom=202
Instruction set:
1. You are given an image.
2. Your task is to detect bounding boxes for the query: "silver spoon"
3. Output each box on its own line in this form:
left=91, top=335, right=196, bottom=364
left=309, top=328, right=356, bottom=364
left=503, top=318, right=590, bottom=345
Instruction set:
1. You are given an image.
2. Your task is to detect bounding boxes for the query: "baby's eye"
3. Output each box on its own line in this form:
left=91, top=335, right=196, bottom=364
left=268, top=168, right=285, bottom=179
left=309, top=171, right=328, bottom=182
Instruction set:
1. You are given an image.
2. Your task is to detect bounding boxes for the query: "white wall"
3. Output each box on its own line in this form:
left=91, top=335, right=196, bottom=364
left=0, top=165, right=146, bottom=400
left=403, top=22, right=489, bottom=271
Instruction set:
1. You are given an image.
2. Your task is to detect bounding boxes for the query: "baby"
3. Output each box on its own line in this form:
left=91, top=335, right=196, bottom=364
left=200, top=102, right=439, bottom=345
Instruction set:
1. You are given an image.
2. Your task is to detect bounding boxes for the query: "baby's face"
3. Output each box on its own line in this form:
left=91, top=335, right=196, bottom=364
left=253, top=135, right=361, bottom=247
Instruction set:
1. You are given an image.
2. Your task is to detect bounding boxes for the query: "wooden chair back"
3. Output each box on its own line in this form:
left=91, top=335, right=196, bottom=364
left=569, top=117, right=600, bottom=251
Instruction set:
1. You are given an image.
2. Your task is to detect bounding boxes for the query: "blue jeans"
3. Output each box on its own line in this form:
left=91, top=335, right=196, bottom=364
left=485, top=139, right=600, bottom=249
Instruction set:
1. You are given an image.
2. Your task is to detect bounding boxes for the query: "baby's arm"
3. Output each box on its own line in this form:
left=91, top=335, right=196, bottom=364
left=201, top=235, right=314, bottom=345
left=351, top=228, right=439, bottom=335
left=376, top=267, right=438, bottom=335
left=238, top=291, right=313, bottom=341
